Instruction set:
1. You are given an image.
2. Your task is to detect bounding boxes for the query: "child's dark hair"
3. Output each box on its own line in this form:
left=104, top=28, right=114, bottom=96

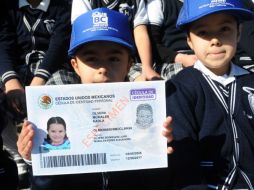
left=45, top=116, right=68, bottom=143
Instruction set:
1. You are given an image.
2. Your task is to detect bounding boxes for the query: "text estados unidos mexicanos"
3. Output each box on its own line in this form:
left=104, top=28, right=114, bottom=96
left=54, top=94, right=115, bottom=105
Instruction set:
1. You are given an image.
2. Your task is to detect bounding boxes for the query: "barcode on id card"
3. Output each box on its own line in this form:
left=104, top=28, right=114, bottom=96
left=41, top=153, right=107, bottom=168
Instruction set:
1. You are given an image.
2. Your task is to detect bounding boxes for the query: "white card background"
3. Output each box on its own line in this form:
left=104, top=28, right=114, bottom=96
left=26, top=81, right=167, bottom=176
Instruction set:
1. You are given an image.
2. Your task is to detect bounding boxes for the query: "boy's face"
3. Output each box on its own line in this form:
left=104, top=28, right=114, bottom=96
left=187, top=13, right=240, bottom=75
left=71, top=41, right=132, bottom=83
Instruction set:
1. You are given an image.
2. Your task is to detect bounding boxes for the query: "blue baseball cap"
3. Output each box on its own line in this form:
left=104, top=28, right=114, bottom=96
left=176, top=0, right=254, bottom=29
left=68, top=8, right=135, bottom=56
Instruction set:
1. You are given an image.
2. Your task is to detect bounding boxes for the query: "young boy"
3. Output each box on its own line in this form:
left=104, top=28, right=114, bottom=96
left=17, top=8, right=173, bottom=190
left=71, top=0, right=161, bottom=81
left=166, top=0, right=254, bottom=189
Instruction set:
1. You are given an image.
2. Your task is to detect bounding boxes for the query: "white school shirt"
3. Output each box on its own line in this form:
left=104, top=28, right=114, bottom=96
left=194, top=60, right=249, bottom=87
left=146, top=0, right=163, bottom=26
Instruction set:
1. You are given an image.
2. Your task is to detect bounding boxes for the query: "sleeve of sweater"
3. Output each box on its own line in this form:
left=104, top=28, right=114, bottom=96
left=237, top=0, right=254, bottom=60
left=147, top=24, right=177, bottom=64
left=165, top=70, right=204, bottom=189
left=35, top=1, right=71, bottom=80
left=0, top=3, right=20, bottom=84
left=237, top=19, right=254, bottom=59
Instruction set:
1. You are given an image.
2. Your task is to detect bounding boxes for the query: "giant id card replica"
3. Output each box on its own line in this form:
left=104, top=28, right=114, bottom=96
left=26, top=81, right=167, bottom=176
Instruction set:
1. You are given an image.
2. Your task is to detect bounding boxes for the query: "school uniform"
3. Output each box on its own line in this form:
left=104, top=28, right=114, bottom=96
left=0, top=0, right=71, bottom=85
left=166, top=61, right=254, bottom=189
left=235, top=19, right=254, bottom=71
left=129, top=0, right=191, bottom=81
left=147, top=0, right=191, bottom=64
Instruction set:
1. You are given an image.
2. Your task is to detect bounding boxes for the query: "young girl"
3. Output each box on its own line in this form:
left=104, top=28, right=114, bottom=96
left=42, top=117, right=70, bottom=150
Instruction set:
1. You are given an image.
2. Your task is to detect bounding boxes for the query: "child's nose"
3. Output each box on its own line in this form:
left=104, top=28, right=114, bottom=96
left=98, top=67, right=108, bottom=75
left=210, top=37, right=221, bottom=46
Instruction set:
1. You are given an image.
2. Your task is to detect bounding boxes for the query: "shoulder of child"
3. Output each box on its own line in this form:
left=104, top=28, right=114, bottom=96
left=171, top=66, right=201, bottom=82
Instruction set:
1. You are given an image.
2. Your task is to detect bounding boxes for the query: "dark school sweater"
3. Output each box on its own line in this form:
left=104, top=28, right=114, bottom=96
left=0, top=0, right=71, bottom=84
left=148, top=0, right=192, bottom=64
left=166, top=67, right=254, bottom=189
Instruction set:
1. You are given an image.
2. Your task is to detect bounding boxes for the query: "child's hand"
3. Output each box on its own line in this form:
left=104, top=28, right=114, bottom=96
left=5, top=79, right=26, bottom=116
left=30, top=76, right=46, bottom=86
left=134, top=68, right=162, bottom=81
left=144, top=68, right=162, bottom=81
left=175, top=53, right=197, bottom=67
left=162, top=116, right=174, bottom=154
left=17, top=120, right=34, bottom=161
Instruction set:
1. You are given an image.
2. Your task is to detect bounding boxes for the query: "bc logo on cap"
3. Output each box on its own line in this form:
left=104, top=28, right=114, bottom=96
left=93, top=12, right=108, bottom=27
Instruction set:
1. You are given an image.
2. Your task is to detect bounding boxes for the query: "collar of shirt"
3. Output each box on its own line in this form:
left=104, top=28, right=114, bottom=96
left=19, top=0, right=50, bottom=12
left=194, top=60, right=249, bottom=86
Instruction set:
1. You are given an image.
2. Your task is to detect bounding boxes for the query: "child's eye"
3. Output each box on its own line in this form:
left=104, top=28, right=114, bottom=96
left=221, top=26, right=231, bottom=32
left=197, top=30, right=207, bottom=37
left=109, top=57, right=120, bottom=63
left=85, top=57, right=97, bottom=62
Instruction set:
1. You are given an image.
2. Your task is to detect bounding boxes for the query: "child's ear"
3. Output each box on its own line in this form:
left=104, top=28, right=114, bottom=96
left=70, top=58, right=81, bottom=76
left=187, top=35, right=194, bottom=50
left=237, top=23, right=242, bottom=43
left=127, top=57, right=133, bottom=71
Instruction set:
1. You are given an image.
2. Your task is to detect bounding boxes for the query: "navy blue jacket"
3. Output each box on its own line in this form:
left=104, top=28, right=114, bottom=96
left=166, top=67, right=254, bottom=189
left=0, top=0, right=71, bottom=84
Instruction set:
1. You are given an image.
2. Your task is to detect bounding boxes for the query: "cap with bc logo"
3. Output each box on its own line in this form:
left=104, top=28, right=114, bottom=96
left=176, top=0, right=254, bottom=29
left=68, top=8, right=135, bottom=56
